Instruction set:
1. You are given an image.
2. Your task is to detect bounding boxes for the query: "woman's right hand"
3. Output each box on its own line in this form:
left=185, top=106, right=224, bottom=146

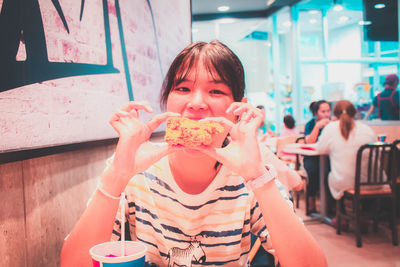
left=316, top=118, right=330, bottom=129
left=102, top=101, right=180, bottom=195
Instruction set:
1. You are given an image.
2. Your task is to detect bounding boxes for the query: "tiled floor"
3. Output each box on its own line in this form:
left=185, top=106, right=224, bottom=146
left=296, top=199, right=400, bottom=267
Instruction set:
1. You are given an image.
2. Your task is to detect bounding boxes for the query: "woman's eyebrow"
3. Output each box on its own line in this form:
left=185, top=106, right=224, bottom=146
left=211, top=79, right=225, bottom=84
left=174, top=78, right=191, bottom=84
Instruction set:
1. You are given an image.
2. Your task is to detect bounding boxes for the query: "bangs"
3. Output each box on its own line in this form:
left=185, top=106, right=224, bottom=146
left=160, top=41, right=245, bottom=110
left=173, top=50, right=227, bottom=87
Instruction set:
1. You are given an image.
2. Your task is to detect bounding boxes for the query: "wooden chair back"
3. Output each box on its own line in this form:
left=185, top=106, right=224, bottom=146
left=354, top=142, right=395, bottom=196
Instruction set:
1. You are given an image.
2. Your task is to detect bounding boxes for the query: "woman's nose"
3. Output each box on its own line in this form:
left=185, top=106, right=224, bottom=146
left=188, top=90, right=207, bottom=110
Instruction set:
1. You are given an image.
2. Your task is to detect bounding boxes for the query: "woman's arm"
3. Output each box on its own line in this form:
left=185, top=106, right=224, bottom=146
left=305, top=119, right=329, bottom=144
left=363, top=105, right=375, bottom=120
left=253, top=177, right=327, bottom=267
left=195, top=103, right=327, bottom=267
left=60, top=168, right=123, bottom=267
left=60, top=102, right=180, bottom=266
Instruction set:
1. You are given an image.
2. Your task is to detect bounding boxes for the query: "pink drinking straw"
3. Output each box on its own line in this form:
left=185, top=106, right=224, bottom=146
left=120, top=192, right=126, bottom=257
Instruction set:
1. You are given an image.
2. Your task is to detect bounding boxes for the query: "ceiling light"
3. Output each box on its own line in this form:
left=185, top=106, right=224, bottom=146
left=217, top=5, right=230, bottom=12
left=333, top=4, right=343, bottom=11
left=218, top=18, right=236, bottom=24
left=266, top=0, right=276, bottom=6
left=358, top=20, right=372, bottom=26
left=374, top=3, right=386, bottom=9
left=309, top=18, right=317, bottom=24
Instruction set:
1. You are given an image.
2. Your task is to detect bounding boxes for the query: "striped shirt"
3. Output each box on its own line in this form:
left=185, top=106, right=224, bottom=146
left=110, top=155, right=292, bottom=266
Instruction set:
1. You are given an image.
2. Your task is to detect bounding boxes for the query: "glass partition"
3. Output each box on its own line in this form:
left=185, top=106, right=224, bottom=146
left=192, top=0, right=399, bottom=131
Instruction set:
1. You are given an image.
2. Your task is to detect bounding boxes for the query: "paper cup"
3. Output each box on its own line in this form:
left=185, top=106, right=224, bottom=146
left=90, top=241, right=146, bottom=267
left=377, top=134, right=386, bottom=142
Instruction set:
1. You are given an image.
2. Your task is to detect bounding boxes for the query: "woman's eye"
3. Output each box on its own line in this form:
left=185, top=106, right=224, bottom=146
left=210, top=89, right=225, bottom=95
left=175, top=87, right=190, bottom=92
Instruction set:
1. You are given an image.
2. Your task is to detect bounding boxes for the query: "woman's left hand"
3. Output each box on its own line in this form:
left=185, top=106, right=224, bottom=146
left=193, top=102, right=266, bottom=181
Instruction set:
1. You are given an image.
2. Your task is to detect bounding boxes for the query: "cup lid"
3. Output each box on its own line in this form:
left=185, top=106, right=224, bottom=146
left=89, top=241, right=146, bottom=263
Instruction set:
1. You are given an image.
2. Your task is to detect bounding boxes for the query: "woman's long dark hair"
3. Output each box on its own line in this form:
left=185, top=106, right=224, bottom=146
left=333, top=100, right=356, bottom=140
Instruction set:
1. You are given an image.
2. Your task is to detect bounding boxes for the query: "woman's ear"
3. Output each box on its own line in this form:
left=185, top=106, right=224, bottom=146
left=241, top=97, right=248, bottom=103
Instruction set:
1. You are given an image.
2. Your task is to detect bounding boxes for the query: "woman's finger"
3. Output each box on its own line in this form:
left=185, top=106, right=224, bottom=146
left=146, top=112, right=181, bottom=133
left=241, top=111, right=248, bottom=122
left=109, top=109, right=129, bottom=124
left=227, top=103, right=263, bottom=118
left=226, top=102, right=245, bottom=114
left=243, top=110, right=259, bottom=122
left=202, top=117, right=234, bottom=133
left=121, top=101, right=154, bottom=114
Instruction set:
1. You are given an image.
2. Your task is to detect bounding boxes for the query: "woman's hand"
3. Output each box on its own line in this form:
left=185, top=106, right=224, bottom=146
left=103, top=101, right=180, bottom=194
left=315, top=118, right=330, bottom=129
left=193, top=102, right=266, bottom=181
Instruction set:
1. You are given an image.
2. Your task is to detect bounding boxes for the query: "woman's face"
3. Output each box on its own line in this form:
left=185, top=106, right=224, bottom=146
left=316, top=103, right=331, bottom=120
left=166, top=60, right=237, bottom=122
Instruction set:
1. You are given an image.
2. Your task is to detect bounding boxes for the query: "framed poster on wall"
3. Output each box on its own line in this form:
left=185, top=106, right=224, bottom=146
left=0, top=0, right=191, bottom=152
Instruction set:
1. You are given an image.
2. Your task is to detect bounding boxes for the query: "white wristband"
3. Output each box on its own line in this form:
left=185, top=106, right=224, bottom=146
left=97, top=184, right=121, bottom=200
left=245, top=164, right=277, bottom=191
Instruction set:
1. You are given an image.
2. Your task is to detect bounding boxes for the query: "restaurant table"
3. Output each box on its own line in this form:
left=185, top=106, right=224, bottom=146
left=262, top=137, right=278, bottom=153
left=282, top=143, right=331, bottom=225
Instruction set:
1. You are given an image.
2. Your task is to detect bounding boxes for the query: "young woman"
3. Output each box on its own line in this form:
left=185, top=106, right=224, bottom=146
left=316, top=100, right=377, bottom=200
left=60, top=41, right=326, bottom=267
left=303, top=100, right=331, bottom=214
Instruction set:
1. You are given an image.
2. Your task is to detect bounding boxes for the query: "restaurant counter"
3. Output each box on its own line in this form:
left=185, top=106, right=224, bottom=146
left=363, top=120, right=400, bottom=143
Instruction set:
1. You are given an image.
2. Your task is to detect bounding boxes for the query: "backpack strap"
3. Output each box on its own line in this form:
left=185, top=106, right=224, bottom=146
left=377, top=93, right=382, bottom=118
left=377, top=90, right=399, bottom=119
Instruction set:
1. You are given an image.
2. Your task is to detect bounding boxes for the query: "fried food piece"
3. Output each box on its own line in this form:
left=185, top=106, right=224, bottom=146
left=164, top=117, right=224, bottom=147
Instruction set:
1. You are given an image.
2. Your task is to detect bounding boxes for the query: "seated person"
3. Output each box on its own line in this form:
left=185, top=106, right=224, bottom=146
left=316, top=100, right=378, bottom=200
left=303, top=100, right=331, bottom=214
left=280, top=114, right=299, bottom=137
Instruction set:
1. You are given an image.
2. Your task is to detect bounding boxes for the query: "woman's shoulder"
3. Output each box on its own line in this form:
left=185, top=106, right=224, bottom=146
left=305, top=118, right=315, bottom=127
left=323, top=120, right=339, bottom=132
left=328, top=120, right=340, bottom=127
left=354, top=120, right=373, bottom=130
left=354, top=121, right=376, bottom=138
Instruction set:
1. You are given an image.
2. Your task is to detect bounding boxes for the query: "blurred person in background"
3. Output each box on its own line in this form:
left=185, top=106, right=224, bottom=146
left=364, top=74, right=399, bottom=120
left=280, top=114, right=299, bottom=137
left=303, top=100, right=331, bottom=214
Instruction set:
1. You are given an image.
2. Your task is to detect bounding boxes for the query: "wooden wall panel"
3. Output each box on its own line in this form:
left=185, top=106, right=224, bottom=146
left=22, top=144, right=115, bottom=266
left=368, top=124, right=400, bottom=143
left=0, top=161, right=26, bottom=267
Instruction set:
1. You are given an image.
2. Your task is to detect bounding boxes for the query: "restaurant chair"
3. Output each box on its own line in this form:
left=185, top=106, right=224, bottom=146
left=293, top=136, right=309, bottom=212
left=393, top=139, right=400, bottom=183
left=393, top=139, right=400, bottom=218
left=336, top=142, right=398, bottom=247
left=249, top=235, right=275, bottom=267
